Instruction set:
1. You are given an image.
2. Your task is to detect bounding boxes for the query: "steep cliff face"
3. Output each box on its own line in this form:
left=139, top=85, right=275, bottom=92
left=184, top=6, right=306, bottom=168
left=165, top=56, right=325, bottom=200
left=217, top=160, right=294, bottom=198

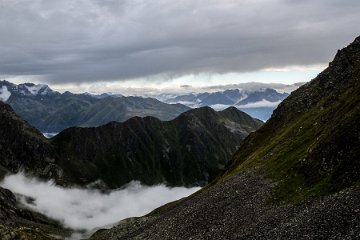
left=90, top=37, right=360, bottom=239
left=53, top=107, right=262, bottom=188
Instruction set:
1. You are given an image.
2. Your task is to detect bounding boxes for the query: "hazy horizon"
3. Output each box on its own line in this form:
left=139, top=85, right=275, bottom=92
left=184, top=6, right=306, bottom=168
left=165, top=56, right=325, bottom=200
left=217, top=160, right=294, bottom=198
left=1, top=1, right=359, bottom=93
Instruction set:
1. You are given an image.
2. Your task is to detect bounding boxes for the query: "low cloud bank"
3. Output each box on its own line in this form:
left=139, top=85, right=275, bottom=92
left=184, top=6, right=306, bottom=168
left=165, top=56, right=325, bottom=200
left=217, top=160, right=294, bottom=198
left=236, top=99, right=282, bottom=109
left=0, top=173, right=200, bottom=231
left=209, top=100, right=281, bottom=111
left=42, top=132, right=59, bottom=138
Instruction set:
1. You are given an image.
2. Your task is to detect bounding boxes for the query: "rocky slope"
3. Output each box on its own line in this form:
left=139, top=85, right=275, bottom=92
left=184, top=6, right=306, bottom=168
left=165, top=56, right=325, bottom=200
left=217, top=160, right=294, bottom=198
left=0, top=186, right=70, bottom=239
left=53, top=107, right=262, bottom=188
left=90, top=36, right=360, bottom=239
left=0, top=81, right=190, bottom=132
left=0, top=102, right=72, bottom=238
left=0, top=102, right=62, bottom=181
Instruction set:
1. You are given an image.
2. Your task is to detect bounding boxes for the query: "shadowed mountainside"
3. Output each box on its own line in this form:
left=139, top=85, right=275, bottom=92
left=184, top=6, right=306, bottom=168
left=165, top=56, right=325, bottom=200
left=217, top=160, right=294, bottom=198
left=52, top=106, right=262, bottom=188
left=0, top=101, right=262, bottom=188
left=0, top=102, right=62, bottom=181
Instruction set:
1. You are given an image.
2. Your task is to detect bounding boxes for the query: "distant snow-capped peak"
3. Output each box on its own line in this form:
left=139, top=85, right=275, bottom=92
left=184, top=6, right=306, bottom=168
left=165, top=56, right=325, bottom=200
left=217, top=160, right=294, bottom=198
left=24, top=83, right=50, bottom=95
left=0, top=80, right=57, bottom=100
left=160, top=87, right=289, bottom=109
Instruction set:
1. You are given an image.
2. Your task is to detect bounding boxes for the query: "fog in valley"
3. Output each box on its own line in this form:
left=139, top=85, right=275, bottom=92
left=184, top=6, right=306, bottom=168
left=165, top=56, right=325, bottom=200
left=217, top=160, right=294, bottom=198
left=0, top=173, right=200, bottom=232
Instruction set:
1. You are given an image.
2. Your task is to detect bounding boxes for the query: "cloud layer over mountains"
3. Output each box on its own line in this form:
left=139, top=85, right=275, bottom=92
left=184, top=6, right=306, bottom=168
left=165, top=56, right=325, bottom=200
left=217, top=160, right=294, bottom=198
left=0, top=173, right=200, bottom=231
left=0, top=0, right=360, bottom=83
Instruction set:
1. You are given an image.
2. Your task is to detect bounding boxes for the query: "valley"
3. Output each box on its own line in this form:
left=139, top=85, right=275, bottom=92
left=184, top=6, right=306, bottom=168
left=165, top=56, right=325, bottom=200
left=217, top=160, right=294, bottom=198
left=0, top=1, right=359, bottom=238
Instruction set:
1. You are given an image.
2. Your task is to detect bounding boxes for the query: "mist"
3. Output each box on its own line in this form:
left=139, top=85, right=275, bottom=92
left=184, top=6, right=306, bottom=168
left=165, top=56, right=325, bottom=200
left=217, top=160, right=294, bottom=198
left=0, top=173, right=200, bottom=231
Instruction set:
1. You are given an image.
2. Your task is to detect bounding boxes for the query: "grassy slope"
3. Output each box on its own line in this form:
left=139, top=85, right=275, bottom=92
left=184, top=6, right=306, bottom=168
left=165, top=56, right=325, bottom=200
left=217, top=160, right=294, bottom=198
left=222, top=36, right=360, bottom=202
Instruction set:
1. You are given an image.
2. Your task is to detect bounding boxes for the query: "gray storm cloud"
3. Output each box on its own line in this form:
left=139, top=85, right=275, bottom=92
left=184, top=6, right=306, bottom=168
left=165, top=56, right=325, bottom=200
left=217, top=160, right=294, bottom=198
left=0, top=0, right=359, bottom=83
left=0, top=173, right=200, bottom=232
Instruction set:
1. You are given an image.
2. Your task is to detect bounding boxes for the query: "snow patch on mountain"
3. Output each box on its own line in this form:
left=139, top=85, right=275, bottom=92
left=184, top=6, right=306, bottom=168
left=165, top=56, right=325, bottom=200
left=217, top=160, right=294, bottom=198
left=0, top=86, right=11, bottom=101
left=25, top=84, right=48, bottom=95
left=0, top=81, right=59, bottom=97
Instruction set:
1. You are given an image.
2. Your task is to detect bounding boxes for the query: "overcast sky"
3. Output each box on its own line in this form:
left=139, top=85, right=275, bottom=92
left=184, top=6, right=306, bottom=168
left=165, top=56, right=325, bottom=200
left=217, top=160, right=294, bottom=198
left=0, top=0, right=359, bottom=93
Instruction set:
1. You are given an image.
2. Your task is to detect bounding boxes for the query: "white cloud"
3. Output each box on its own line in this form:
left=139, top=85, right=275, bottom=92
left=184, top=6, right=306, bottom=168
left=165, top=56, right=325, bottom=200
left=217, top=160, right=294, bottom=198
left=0, top=86, right=11, bottom=101
left=0, top=173, right=200, bottom=234
left=237, top=99, right=282, bottom=108
left=209, top=104, right=231, bottom=111
left=209, top=99, right=282, bottom=111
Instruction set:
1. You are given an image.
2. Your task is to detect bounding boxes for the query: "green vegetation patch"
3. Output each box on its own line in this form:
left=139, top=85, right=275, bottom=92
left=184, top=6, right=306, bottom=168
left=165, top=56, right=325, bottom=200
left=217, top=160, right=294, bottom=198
left=222, top=71, right=360, bottom=203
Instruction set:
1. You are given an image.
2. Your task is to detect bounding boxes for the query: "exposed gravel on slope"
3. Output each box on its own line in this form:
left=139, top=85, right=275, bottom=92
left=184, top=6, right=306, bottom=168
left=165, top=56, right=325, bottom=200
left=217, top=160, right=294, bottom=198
left=0, top=187, right=71, bottom=239
left=90, top=171, right=360, bottom=239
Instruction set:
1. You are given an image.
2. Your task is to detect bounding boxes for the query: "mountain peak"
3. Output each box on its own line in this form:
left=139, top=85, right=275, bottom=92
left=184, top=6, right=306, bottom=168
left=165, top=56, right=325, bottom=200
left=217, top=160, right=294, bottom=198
left=272, top=35, right=360, bottom=123
left=220, top=106, right=239, bottom=113
left=21, top=83, right=52, bottom=95
left=219, top=106, right=245, bottom=118
left=177, top=106, right=217, bottom=119
left=0, top=81, right=57, bottom=100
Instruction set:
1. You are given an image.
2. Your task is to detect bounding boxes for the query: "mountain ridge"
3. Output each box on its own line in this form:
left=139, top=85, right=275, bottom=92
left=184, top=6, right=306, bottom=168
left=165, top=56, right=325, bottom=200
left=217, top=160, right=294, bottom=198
left=52, top=106, right=263, bottom=188
left=160, top=87, right=290, bottom=121
left=0, top=100, right=262, bottom=188
left=0, top=80, right=190, bottom=132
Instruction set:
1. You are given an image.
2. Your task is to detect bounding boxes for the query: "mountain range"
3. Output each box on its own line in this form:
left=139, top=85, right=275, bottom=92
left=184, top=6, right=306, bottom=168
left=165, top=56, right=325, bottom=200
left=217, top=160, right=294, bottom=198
left=0, top=80, right=298, bottom=134
left=0, top=80, right=190, bottom=133
left=159, top=87, right=290, bottom=121
left=89, top=37, right=360, bottom=239
left=0, top=100, right=262, bottom=188
left=53, top=106, right=262, bottom=188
